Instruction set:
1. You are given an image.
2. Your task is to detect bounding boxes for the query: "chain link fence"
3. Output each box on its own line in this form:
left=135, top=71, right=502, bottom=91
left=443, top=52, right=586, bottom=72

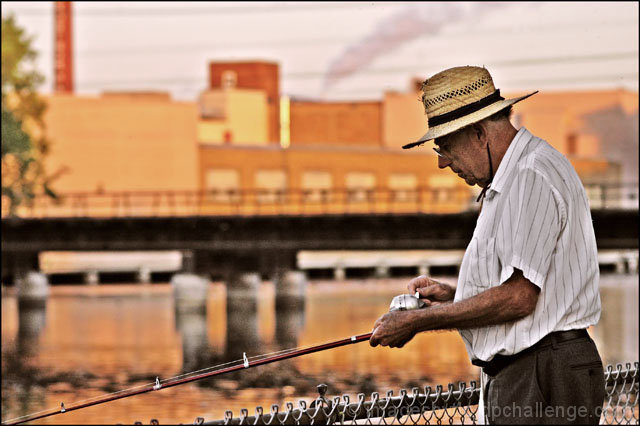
left=197, top=362, right=637, bottom=425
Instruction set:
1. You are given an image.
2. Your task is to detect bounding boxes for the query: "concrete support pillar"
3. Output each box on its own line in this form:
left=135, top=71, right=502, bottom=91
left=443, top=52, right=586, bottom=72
left=17, top=272, right=50, bottom=309
left=334, top=265, right=345, bottom=281
left=137, top=267, right=152, bottom=284
left=225, top=272, right=260, bottom=359
left=375, top=264, right=390, bottom=279
left=171, top=273, right=209, bottom=314
left=625, top=254, right=638, bottom=274
left=274, top=271, right=307, bottom=349
left=615, top=260, right=625, bottom=274
left=84, top=270, right=99, bottom=285
left=418, top=264, right=430, bottom=277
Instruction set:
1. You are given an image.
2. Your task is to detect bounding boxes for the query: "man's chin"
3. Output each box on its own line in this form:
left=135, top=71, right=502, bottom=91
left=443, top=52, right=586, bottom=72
left=464, top=177, right=477, bottom=186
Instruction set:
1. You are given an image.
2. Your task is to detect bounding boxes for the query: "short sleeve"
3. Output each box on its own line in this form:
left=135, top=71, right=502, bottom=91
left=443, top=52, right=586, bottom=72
left=499, top=167, right=562, bottom=289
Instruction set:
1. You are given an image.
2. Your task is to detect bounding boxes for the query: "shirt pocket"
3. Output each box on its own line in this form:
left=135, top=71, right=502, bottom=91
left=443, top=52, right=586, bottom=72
left=459, top=236, right=498, bottom=299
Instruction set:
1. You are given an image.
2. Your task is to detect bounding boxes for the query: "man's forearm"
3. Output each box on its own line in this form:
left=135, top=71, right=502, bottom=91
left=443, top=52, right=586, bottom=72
left=412, top=278, right=536, bottom=332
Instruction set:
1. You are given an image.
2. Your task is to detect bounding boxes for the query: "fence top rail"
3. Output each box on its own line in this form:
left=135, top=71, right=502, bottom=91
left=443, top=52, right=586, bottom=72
left=199, top=362, right=638, bottom=426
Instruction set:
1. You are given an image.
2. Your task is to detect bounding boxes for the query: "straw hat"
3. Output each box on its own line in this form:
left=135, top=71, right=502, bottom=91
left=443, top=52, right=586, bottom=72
left=403, top=66, right=538, bottom=149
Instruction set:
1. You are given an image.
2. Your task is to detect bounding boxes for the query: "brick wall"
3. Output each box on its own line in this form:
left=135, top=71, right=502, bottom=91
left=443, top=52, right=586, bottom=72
left=290, top=101, right=383, bottom=147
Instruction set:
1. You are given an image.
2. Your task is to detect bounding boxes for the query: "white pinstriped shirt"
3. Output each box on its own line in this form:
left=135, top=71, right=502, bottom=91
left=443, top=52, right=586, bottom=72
left=454, top=127, right=601, bottom=362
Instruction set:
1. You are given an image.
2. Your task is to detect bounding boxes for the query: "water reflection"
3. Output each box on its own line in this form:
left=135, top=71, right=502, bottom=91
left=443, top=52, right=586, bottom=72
left=174, top=309, right=210, bottom=373
left=17, top=301, right=47, bottom=356
left=225, top=293, right=261, bottom=362
left=274, top=298, right=305, bottom=350
left=274, top=271, right=307, bottom=350
left=1, top=274, right=637, bottom=425
left=2, top=300, right=48, bottom=422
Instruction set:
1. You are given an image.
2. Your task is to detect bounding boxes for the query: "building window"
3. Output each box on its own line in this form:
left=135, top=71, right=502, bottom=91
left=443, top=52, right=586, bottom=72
left=255, top=170, right=287, bottom=204
left=388, top=173, right=417, bottom=202
left=427, top=175, right=457, bottom=203
left=346, top=172, right=376, bottom=203
left=302, top=171, right=332, bottom=203
left=205, top=169, right=240, bottom=203
left=198, top=91, right=226, bottom=119
left=221, top=70, right=237, bottom=89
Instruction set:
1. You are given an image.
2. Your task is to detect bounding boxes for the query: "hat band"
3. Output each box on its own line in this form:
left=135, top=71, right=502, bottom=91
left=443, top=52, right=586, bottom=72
left=427, top=89, right=504, bottom=127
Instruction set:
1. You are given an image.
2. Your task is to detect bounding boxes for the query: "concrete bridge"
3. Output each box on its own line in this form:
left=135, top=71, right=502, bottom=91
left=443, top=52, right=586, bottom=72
left=1, top=209, right=637, bottom=283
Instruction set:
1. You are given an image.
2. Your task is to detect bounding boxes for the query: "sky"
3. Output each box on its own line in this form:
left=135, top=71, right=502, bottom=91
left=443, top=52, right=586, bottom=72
left=1, top=1, right=638, bottom=102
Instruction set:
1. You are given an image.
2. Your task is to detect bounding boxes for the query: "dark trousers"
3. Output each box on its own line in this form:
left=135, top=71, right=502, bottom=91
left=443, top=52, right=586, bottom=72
left=483, top=330, right=605, bottom=425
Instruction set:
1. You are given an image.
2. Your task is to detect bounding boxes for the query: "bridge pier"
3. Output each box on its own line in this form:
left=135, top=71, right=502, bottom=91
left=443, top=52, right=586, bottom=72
left=334, top=264, right=346, bottom=281
left=375, top=264, right=390, bottom=279
left=172, top=273, right=209, bottom=314
left=137, top=267, right=152, bottom=284
left=84, top=270, right=99, bottom=285
left=418, top=263, right=431, bottom=277
left=17, top=271, right=50, bottom=309
left=624, top=253, right=638, bottom=274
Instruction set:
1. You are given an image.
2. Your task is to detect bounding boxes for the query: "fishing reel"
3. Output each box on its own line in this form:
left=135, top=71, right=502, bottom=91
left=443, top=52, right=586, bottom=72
left=388, top=291, right=427, bottom=312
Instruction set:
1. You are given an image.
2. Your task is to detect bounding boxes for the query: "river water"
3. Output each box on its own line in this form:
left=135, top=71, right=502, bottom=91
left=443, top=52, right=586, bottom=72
left=1, top=274, right=637, bottom=424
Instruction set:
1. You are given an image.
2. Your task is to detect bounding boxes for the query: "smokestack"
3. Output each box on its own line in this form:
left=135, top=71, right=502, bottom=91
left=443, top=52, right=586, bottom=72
left=54, top=1, right=73, bottom=93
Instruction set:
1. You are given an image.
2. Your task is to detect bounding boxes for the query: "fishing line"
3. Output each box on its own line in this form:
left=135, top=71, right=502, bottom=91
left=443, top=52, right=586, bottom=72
left=2, top=354, right=262, bottom=425
left=1, top=332, right=373, bottom=425
left=3, top=346, right=304, bottom=424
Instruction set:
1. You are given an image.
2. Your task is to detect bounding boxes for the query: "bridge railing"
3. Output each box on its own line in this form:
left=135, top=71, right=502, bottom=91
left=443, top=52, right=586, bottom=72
left=584, top=183, right=639, bottom=210
left=2, top=183, right=637, bottom=218
left=1, top=187, right=476, bottom=218
left=197, top=362, right=638, bottom=425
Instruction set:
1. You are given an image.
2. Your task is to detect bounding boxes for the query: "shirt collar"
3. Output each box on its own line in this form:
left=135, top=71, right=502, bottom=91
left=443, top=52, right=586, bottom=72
left=487, top=127, right=533, bottom=196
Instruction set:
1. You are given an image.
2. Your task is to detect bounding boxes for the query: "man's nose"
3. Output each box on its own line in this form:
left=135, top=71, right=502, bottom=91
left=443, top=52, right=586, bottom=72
left=438, top=155, right=451, bottom=169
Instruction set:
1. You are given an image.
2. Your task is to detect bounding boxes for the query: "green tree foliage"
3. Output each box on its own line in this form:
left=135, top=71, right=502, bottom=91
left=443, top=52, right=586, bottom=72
left=2, top=14, right=57, bottom=216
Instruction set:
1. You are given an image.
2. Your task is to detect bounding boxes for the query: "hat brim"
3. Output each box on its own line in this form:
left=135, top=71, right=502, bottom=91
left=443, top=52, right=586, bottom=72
left=402, top=91, right=538, bottom=149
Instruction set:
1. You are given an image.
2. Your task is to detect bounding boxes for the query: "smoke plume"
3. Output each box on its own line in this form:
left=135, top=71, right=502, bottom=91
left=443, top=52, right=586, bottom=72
left=322, top=2, right=505, bottom=91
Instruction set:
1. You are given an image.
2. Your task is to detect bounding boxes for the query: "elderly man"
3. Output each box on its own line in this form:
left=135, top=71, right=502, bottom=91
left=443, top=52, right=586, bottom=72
left=369, top=66, right=605, bottom=424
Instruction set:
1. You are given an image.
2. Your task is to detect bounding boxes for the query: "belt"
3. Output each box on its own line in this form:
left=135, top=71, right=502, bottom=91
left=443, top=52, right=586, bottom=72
left=472, top=329, right=589, bottom=377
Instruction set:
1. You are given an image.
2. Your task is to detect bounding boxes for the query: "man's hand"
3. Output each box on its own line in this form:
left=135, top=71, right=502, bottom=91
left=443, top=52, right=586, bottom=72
left=408, top=275, right=455, bottom=306
left=369, top=310, right=418, bottom=348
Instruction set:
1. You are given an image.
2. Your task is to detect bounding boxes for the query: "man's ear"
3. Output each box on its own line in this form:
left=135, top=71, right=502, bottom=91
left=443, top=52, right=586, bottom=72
left=471, top=122, right=489, bottom=147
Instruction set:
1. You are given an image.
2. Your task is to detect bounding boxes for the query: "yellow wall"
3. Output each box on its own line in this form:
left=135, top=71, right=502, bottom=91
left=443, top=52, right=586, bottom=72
left=197, top=88, right=268, bottom=145
left=43, top=93, right=199, bottom=193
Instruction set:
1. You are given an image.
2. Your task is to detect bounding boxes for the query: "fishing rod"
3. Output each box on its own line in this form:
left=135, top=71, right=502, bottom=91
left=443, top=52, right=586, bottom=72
left=3, top=292, right=424, bottom=425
